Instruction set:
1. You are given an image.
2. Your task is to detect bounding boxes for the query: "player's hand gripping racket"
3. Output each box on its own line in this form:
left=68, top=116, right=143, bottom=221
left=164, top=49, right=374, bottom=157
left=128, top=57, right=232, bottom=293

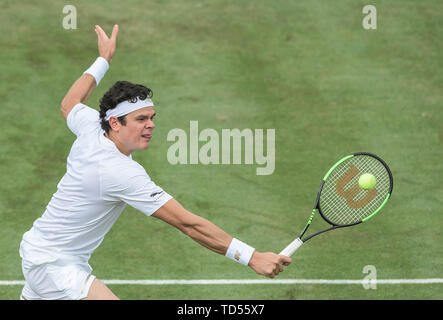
left=280, top=152, right=393, bottom=257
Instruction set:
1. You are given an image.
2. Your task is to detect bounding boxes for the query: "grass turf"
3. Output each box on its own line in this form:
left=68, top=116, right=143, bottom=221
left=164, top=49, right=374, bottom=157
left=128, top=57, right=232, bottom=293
left=0, top=0, right=442, bottom=299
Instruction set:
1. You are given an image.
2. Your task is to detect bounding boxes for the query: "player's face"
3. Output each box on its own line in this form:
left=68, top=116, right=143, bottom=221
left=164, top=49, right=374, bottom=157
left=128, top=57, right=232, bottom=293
left=118, top=107, right=156, bottom=154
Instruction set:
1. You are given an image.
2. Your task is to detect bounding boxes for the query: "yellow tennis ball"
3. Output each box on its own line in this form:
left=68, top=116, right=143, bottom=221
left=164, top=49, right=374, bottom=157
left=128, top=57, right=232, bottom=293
left=359, top=173, right=376, bottom=190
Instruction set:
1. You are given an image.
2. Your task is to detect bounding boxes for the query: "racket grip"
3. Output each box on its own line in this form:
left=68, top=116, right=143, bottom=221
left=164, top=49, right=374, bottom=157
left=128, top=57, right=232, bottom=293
left=279, top=238, right=303, bottom=257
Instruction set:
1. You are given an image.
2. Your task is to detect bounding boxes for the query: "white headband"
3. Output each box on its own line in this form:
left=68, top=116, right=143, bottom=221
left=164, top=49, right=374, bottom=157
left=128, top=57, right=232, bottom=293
left=105, top=97, right=154, bottom=121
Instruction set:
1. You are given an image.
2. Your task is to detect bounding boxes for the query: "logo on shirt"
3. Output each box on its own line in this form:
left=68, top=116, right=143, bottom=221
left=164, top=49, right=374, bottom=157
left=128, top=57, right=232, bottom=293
left=150, top=191, right=164, bottom=198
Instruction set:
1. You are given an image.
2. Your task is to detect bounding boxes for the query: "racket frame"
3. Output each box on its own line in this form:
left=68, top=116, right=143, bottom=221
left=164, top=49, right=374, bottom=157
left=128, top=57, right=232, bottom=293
left=294, top=152, right=393, bottom=244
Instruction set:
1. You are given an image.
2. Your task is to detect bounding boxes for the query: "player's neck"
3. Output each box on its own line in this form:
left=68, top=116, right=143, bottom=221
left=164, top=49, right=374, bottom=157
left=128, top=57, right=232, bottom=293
left=104, top=132, right=131, bottom=157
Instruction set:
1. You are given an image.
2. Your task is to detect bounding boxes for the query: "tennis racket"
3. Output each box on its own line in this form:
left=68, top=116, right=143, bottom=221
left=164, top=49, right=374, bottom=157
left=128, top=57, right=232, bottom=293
left=280, top=152, right=393, bottom=257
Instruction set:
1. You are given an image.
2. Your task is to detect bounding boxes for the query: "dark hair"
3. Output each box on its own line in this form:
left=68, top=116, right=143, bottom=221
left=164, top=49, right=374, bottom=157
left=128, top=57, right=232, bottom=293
left=99, top=81, right=153, bottom=133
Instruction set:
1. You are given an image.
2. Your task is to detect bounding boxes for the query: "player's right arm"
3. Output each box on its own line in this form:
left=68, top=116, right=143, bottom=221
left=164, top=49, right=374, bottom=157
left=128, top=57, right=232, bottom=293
left=152, top=198, right=291, bottom=278
left=61, top=25, right=119, bottom=120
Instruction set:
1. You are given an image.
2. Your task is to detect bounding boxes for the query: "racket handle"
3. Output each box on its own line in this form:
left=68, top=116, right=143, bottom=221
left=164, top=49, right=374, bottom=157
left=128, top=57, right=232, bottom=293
left=280, top=238, right=303, bottom=257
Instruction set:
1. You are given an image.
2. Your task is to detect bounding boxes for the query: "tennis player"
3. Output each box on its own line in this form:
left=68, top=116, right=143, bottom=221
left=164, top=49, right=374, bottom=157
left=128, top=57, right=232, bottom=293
left=19, top=24, right=291, bottom=300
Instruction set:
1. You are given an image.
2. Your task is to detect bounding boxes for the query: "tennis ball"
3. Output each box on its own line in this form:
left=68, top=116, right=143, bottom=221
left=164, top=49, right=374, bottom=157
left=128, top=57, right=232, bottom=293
left=359, top=173, right=376, bottom=190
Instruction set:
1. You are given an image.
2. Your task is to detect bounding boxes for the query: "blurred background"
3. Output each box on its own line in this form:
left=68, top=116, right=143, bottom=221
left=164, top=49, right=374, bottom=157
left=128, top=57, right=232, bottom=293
left=0, top=0, right=442, bottom=299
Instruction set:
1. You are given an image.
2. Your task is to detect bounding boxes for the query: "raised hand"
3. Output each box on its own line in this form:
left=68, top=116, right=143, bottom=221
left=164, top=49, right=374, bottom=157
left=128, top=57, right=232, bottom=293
left=95, top=24, right=119, bottom=64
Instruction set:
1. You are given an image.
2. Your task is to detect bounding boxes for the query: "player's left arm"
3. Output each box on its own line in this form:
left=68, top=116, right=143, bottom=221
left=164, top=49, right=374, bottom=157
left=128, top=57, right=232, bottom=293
left=61, top=25, right=118, bottom=120
left=152, top=198, right=291, bottom=278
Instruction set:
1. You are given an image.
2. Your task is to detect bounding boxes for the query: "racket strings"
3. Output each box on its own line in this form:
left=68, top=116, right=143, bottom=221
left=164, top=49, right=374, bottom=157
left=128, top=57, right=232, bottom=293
left=319, top=155, right=391, bottom=225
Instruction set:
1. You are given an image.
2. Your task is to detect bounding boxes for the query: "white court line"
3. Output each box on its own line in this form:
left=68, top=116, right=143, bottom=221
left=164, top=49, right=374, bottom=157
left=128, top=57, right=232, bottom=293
left=1, top=279, right=443, bottom=286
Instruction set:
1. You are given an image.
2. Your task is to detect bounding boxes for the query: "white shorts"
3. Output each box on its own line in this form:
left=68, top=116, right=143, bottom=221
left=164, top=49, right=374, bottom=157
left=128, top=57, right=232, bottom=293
left=20, top=259, right=96, bottom=300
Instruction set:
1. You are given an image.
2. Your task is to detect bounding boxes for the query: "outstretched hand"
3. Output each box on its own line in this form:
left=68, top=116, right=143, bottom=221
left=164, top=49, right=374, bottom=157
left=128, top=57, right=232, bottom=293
left=95, top=24, right=119, bottom=64
left=248, top=252, right=292, bottom=278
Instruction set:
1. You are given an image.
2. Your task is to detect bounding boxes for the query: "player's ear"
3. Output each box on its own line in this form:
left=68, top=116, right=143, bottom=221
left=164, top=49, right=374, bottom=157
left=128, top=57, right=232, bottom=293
left=108, top=116, right=120, bottom=132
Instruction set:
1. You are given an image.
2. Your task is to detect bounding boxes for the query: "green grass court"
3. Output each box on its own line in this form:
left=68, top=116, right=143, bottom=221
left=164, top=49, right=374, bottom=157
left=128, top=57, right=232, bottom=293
left=0, top=0, right=442, bottom=299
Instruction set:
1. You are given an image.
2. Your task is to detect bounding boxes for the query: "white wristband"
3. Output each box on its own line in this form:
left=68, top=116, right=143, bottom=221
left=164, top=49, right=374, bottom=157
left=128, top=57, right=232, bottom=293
left=225, top=238, right=255, bottom=266
left=83, top=57, right=109, bottom=85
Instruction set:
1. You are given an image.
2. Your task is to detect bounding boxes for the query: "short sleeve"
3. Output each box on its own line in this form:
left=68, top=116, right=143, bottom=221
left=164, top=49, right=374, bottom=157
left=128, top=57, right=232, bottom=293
left=102, top=160, right=173, bottom=216
left=67, top=103, right=101, bottom=137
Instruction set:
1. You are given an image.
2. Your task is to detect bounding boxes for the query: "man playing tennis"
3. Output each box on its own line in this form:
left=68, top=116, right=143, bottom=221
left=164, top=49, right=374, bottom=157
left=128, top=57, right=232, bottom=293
left=19, top=24, right=291, bottom=300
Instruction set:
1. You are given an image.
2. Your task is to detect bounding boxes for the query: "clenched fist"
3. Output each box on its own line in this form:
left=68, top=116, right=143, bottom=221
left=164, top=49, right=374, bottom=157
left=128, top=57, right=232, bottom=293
left=248, top=252, right=292, bottom=278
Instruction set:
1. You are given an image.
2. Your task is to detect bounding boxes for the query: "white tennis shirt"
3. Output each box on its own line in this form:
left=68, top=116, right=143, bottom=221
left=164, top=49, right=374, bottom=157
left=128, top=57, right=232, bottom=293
left=19, top=103, right=172, bottom=267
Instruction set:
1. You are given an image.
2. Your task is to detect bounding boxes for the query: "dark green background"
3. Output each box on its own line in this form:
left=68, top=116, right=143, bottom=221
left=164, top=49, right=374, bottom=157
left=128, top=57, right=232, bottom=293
left=0, top=0, right=441, bottom=299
